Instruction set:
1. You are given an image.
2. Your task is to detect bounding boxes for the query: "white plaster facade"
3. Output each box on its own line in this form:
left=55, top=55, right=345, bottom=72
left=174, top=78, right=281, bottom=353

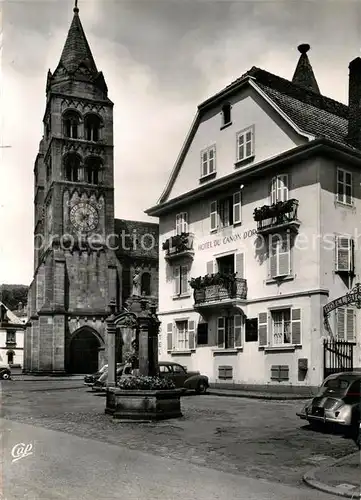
left=148, top=60, right=361, bottom=391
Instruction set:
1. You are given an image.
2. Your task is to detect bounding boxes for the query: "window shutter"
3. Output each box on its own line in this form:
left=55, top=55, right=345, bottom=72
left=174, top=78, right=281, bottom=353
left=269, top=237, right=278, bottom=278
left=258, top=312, right=268, bottom=346
left=346, top=308, right=355, bottom=341
left=181, top=265, right=189, bottom=294
left=182, top=212, right=188, bottom=233
left=206, top=261, right=214, bottom=275
left=235, top=253, right=244, bottom=279
left=234, top=315, right=243, bottom=347
left=167, top=323, right=173, bottom=351
left=175, top=214, right=181, bottom=235
left=174, top=266, right=180, bottom=295
left=233, top=191, right=242, bottom=224
left=278, top=174, right=289, bottom=202
left=210, top=201, right=218, bottom=231
left=336, top=308, right=345, bottom=340
left=209, top=147, right=215, bottom=173
left=278, top=233, right=290, bottom=277
left=291, top=308, right=301, bottom=345
left=238, top=133, right=244, bottom=161
left=270, top=177, right=277, bottom=204
left=336, top=236, right=351, bottom=272
left=217, top=317, right=225, bottom=348
left=188, top=320, right=195, bottom=349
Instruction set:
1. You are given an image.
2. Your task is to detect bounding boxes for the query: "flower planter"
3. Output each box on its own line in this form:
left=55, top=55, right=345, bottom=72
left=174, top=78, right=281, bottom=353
left=105, top=387, right=183, bottom=421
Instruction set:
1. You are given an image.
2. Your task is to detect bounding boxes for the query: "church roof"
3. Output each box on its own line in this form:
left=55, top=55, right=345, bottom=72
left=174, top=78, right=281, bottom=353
left=57, top=7, right=98, bottom=75
left=291, top=43, right=320, bottom=93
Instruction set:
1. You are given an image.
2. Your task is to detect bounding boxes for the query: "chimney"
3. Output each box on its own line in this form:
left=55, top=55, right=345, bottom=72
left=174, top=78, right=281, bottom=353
left=347, top=57, right=361, bottom=149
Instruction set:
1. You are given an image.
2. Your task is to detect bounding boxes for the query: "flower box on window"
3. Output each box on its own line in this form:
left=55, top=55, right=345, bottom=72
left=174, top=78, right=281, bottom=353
left=253, top=199, right=300, bottom=234
left=190, top=273, right=247, bottom=306
left=163, top=232, right=194, bottom=260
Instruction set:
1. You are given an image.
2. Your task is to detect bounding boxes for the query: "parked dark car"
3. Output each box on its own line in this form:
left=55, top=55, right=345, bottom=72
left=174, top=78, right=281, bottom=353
left=0, top=366, right=11, bottom=380
left=297, top=371, right=361, bottom=438
left=158, top=361, right=209, bottom=394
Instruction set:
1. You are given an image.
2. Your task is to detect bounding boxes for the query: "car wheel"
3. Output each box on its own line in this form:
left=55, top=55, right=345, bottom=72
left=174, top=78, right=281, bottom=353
left=2, top=372, right=10, bottom=380
left=196, top=381, right=207, bottom=394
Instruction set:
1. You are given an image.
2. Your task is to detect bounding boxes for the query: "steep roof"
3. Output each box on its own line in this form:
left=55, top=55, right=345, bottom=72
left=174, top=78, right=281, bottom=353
left=151, top=46, right=352, bottom=208
left=47, top=6, right=108, bottom=96
left=58, top=8, right=98, bottom=75
left=199, top=65, right=348, bottom=145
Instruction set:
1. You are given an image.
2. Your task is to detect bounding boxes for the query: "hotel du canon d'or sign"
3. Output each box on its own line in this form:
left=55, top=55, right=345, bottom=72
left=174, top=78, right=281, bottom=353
left=197, top=228, right=257, bottom=251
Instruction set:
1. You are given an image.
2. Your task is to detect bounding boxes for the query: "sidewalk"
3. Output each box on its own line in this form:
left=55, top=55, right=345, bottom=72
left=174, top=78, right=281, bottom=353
left=207, top=387, right=312, bottom=400
left=304, top=452, right=361, bottom=498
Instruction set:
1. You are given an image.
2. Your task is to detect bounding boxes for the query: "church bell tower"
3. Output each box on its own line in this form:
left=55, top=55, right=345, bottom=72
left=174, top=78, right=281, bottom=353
left=24, top=3, right=121, bottom=374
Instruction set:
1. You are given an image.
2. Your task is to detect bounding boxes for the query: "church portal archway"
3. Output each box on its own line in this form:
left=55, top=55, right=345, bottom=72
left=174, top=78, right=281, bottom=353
left=68, top=327, right=103, bottom=374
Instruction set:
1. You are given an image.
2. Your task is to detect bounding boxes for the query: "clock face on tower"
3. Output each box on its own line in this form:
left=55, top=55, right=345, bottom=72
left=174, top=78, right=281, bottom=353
left=69, top=202, right=99, bottom=233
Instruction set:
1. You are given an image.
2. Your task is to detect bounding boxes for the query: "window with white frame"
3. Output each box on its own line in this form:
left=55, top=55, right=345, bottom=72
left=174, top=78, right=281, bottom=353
left=173, top=265, right=189, bottom=296
left=271, top=309, right=291, bottom=345
left=236, top=127, right=254, bottom=162
left=259, top=308, right=301, bottom=347
left=217, top=315, right=243, bottom=349
left=210, top=191, right=242, bottom=232
left=336, top=307, right=355, bottom=341
left=175, top=320, right=189, bottom=351
left=201, top=145, right=216, bottom=178
left=269, top=233, right=291, bottom=278
left=336, top=168, right=352, bottom=205
left=175, top=212, right=188, bottom=235
left=270, top=174, right=289, bottom=204
left=335, top=236, right=354, bottom=273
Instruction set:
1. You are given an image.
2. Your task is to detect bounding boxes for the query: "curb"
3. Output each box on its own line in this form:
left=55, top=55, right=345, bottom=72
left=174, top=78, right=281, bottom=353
left=303, top=453, right=361, bottom=499
left=207, top=390, right=310, bottom=400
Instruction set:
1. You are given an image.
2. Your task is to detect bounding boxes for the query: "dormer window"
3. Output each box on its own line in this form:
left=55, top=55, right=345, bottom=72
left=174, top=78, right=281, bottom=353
left=221, top=103, right=231, bottom=127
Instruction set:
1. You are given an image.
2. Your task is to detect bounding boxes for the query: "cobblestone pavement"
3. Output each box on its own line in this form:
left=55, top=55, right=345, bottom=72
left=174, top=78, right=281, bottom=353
left=1, top=380, right=356, bottom=490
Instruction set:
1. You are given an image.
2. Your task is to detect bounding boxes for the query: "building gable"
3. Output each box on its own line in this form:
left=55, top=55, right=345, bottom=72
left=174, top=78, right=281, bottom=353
left=161, top=81, right=311, bottom=204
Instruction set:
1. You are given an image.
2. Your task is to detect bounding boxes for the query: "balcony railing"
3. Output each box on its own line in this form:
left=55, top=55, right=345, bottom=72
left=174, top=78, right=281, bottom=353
left=253, top=199, right=300, bottom=234
left=162, top=232, right=194, bottom=260
left=193, top=277, right=247, bottom=307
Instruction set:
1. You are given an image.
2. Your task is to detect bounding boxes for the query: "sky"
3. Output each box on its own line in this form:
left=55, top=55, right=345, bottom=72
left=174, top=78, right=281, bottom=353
left=0, top=0, right=361, bottom=285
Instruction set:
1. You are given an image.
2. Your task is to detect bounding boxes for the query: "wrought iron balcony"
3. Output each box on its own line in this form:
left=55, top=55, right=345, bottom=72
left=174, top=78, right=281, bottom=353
left=162, top=232, right=194, bottom=261
left=253, top=199, right=300, bottom=234
left=192, top=276, right=247, bottom=308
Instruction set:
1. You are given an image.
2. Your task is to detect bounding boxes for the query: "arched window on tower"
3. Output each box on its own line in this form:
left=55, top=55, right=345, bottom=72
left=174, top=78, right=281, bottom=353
left=63, top=110, right=81, bottom=139
left=84, top=114, right=102, bottom=142
left=64, top=153, right=81, bottom=182
left=84, top=156, right=103, bottom=184
left=141, top=272, right=151, bottom=297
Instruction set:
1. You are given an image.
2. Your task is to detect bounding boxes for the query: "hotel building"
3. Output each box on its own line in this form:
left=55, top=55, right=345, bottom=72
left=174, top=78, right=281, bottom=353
left=147, top=45, right=361, bottom=391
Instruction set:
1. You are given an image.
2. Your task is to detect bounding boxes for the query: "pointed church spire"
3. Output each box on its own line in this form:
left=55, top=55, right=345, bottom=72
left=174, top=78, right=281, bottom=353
left=292, top=44, right=320, bottom=94
left=56, top=3, right=97, bottom=75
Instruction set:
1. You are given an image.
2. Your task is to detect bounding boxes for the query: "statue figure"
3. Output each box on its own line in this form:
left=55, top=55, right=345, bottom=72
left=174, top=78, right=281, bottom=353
left=132, top=267, right=142, bottom=296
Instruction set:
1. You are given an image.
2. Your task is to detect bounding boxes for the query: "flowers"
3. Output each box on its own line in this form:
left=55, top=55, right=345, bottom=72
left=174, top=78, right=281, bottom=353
left=189, top=272, right=238, bottom=290
left=117, top=375, right=176, bottom=390
left=253, top=199, right=298, bottom=222
left=162, top=233, right=193, bottom=253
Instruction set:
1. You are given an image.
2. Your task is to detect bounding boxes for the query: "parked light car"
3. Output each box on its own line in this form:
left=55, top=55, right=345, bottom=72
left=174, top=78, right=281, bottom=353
left=0, top=366, right=11, bottom=380
left=84, top=364, right=109, bottom=386
left=158, top=361, right=209, bottom=394
left=92, top=363, right=132, bottom=391
left=296, top=372, right=361, bottom=436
